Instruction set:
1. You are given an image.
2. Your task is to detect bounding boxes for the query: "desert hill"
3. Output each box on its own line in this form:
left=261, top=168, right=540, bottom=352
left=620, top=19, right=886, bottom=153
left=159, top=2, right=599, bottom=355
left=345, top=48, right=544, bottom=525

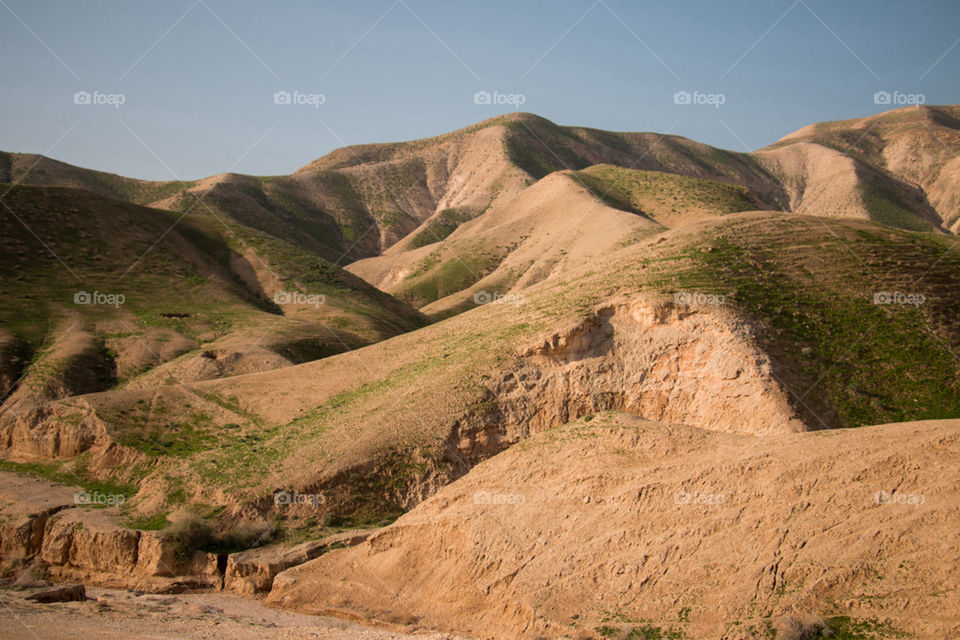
left=3, top=107, right=960, bottom=638
left=349, top=106, right=958, bottom=312
left=347, top=164, right=769, bottom=316
left=4, top=107, right=955, bottom=314
left=4, top=211, right=959, bottom=548
left=0, top=112, right=787, bottom=267
left=762, top=105, right=960, bottom=231
left=0, top=183, right=426, bottom=415
left=268, top=412, right=960, bottom=639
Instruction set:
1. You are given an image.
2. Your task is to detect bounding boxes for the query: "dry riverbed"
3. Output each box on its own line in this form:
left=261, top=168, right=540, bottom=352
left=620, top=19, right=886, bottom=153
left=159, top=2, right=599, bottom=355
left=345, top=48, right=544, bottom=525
left=0, top=585, right=466, bottom=640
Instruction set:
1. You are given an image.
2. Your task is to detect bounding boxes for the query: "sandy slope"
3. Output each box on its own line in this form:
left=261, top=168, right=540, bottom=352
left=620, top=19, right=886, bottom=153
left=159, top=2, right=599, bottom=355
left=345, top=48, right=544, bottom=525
left=268, top=413, right=960, bottom=639
left=346, top=106, right=958, bottom=311
left=348, top=172, right=660, bottom=315
left=753, top=142, right=867, bottom=220
left=766, top=105, right=960, bottom=230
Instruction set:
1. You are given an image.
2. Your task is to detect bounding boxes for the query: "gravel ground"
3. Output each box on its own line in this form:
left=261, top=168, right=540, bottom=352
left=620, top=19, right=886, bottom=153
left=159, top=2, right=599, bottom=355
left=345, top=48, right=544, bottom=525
left=0, top=586, right=467, bottom=640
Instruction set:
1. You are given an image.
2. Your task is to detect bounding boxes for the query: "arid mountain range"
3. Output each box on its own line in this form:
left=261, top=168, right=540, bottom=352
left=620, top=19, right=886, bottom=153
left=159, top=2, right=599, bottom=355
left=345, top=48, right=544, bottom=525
left=2, top=104, right=959, bottom=639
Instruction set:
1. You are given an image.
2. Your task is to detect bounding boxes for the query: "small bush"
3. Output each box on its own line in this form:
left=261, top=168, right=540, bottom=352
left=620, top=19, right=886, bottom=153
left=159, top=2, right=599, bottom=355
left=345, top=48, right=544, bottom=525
left=776, top=614, right=827, bottom=640
left=161, top=511, right=276, bottom=560
left=161, top=512, right=214, bottom=562
left=218, top=519, right=276, bottom=551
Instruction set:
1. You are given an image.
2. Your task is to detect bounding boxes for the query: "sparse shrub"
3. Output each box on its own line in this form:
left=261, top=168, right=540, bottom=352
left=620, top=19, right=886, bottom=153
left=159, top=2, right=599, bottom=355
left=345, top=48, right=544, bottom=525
left=161, top=511, right=214, bottom=562
left=628, top=625, right=685, bottom=639
left=125, top=512, right=170, bottom=531
left=217, top=518, right=276, bottom=551
left=822, top=616, right=907, bottom=639
left=775, top=613, right=828, bottom=640
left=322, top=512, right=347, bottom=528
left=161, top=511, right=277, bottom=561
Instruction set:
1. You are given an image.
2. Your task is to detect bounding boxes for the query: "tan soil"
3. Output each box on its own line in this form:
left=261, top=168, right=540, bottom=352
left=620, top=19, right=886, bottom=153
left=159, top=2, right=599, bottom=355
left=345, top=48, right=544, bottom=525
left=268, top=414, right=960, bottom=639
left=0, top=586, right=466, bottom=639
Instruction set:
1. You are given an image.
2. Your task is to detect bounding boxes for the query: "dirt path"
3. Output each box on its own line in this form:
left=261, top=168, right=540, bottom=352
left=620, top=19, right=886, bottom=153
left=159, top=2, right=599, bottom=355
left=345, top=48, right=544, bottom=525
left=0, top=586, right=466, bottom=640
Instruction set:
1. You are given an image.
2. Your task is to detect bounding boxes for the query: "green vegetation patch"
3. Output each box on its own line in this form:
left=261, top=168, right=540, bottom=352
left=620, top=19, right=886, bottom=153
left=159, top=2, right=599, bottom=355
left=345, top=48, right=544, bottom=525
left=407, top=207, right=475, bottom=248
left=398, top=245, right=507, bottom=307
left=0, top=457, right=139, bottom=498
left=114, top=411, right=217, bottom=457
left=823, top=616, right=908, bottom=639
left=858, top=182, right=933, bottom=232
left=124, top=512, right=171, bottom=530
left=572, top=164, right=758, bottom=218
left=651, top=222, right=960, bottom=427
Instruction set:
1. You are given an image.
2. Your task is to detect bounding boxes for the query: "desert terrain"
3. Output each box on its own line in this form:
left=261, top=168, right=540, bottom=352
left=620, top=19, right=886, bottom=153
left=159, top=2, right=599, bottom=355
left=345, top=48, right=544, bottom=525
left=2, top=105, right=960, bottom=638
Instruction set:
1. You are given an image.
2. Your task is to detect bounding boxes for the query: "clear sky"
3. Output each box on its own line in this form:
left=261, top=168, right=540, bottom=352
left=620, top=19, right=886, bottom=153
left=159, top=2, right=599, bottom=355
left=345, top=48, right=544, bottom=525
left=1, top=0, right=958, bottom=180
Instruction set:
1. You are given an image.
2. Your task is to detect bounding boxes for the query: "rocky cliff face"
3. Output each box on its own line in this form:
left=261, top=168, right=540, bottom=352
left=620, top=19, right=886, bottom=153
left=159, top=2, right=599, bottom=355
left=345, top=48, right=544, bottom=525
left=39, top=509, right=221, bottom=591
left=0, top=472, right=220, bottom=592
left=0, top=471, right=377, bottom=597
left=442, top=296, right=805, bottom=480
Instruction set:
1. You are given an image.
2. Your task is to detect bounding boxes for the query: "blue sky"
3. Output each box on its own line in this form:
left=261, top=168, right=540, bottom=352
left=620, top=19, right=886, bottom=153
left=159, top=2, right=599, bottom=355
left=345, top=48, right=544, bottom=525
left=1, top=0, right=958, bottom=180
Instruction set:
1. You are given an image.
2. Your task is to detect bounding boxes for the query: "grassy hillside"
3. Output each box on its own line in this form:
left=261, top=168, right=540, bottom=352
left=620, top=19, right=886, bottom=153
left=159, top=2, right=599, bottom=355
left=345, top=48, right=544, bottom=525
left=762, top=105, right=960, bottom=230
left=0, top=151, right=191, bottom=205
left=641, top=215, right=960, bottom=427
left=6, top=212, right=959, bottom=551
left=571, top=164, right=761, bottom=221
left=499, top=114, right=785, bottom=202
left=0, top=184, right=427, bottom=402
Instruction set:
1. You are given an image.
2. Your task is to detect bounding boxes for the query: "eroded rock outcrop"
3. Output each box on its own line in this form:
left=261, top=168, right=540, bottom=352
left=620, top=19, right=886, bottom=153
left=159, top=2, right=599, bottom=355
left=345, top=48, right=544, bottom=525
left=39, top=508, right=220, bottom=591
left=445, top=297, right=804, bottom=470
left=0, top=472, right=219, bottom=593
left=224, top=529, right=374, bottom=596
